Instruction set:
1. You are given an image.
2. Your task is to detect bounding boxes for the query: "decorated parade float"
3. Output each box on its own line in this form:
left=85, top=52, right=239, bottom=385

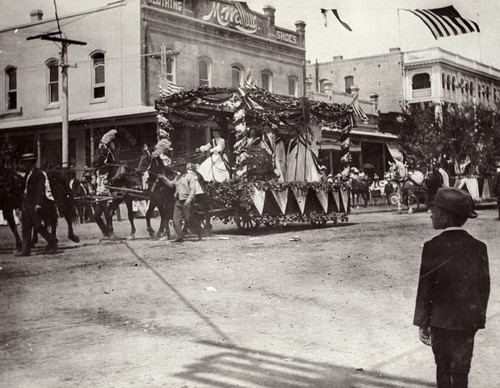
left=154, top=86, right=355, bottom=229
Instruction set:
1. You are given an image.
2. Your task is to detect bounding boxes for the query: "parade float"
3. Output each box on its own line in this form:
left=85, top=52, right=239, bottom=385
left=154, top=85, right=355, bottom=229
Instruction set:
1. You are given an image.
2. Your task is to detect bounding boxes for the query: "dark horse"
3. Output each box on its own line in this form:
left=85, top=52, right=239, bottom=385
left=0, top=164, right=80, bottom=250
left=0, top=166, right=24, bottom=251
left=136, top=150, right=175, bottom=240
left=94, top=145, right=142, bottom=240
left=351, top=174, right=370, bottom=208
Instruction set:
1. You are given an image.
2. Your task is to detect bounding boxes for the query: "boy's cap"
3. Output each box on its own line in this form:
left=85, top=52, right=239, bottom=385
left=429, top=187, right=477, bottom=218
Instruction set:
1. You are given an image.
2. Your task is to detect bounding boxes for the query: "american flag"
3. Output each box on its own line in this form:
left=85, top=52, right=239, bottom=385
left=159, top=74, right=183, bottom=97
left=405, top=6, right=479, bottom=40
left=243, top=68, right=258, bottom=90
left=349, top=94, right=369, bottom=124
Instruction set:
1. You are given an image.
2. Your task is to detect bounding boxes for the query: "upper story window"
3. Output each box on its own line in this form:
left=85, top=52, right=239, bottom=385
left=344, top=75, right=354, bottom=94
left=319, top=79, right=328, bottom=93
left=47, top=59, right=59, bottom=104
left=160, top=44, right=176, bottom=82
left=469, top=81, right=474, bottom=97
left=231, top=65, right=243, bottom=87
left=5, top=66, right=17, bottom=110
left=412, top=73, right=431, bottom=90
left=261, top=70, right=272, bottom=91
left=451, top=76, right=456, bottom=92
left=198, top=58, right=211, bottom=87
left=442, top=73, right=446, bottom=88
left=91, top=52, right=105, bottom=99
left=288, top=75, right=298, bottom=97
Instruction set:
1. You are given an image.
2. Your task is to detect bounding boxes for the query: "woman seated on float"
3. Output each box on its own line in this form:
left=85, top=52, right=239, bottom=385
left=196, top=129, right=230, bottom=183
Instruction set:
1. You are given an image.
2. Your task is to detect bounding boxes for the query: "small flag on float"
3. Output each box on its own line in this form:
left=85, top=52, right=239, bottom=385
left=159, top=74, right=183, bottom=97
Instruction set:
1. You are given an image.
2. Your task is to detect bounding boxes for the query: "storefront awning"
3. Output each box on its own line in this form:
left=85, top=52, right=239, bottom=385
left=385, top=141, right=404, bottom=161
left=0, top=105, right=157, bottom=130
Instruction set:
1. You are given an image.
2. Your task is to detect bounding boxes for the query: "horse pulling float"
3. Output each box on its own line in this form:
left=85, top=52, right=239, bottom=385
left=154, top=86, right=355, bottom=230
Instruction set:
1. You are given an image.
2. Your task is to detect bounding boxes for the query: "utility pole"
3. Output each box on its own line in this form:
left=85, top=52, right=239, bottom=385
left=27, top=34, right=86, bottom=168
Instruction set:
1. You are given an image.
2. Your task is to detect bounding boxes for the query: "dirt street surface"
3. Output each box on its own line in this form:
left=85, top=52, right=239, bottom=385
left=0, top=208, right=499, bottom=388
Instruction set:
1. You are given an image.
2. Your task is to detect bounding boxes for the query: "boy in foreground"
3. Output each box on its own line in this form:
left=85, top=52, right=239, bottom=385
left=414, top=187, right=490, bottom=388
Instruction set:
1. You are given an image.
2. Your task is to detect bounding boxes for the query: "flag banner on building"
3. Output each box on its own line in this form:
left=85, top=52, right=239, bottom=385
left=404, top=6, right=479, bottom=39
left=349, top=94, right=369, bottom=124
left=340, top=123, right=351, bottom=177
left=159, top=74, right=183, bottom=97
left=321, top=9, right=352, bottom=31
left=243, top=68, right=258, bottom=89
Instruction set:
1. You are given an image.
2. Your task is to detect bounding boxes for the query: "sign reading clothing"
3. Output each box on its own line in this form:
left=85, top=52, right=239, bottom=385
left=147, top=0, right=183, bottom=13
left=202, top=1, right=257, bottom=34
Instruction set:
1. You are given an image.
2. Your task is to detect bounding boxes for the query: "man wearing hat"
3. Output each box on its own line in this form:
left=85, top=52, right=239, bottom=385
left=15, top=153, right=58, bottom=256
left=158, top=158, right=203, bottom=243
left=414, top=187, right=490, bottom=388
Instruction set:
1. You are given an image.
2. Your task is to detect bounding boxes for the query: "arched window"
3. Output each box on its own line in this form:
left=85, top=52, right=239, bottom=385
left=288, top=75, right=298, bottom=97
left=5, top=66, right=17, bottom=110
left=344, top=75, right=354, bottom=94
left=451, top=76, right=456, bottom=92
left=231, top=64, right=243, bottom=87
left=461, top=78, right=465, bottom=94
left=442, top=73, right=446, bottom=88
left=261, top=70, right=272, bottom=91
left=91, top=52, right=105, bottom=99
left=412, top=73, right=431, bottom=89
left=198, top=58, right=211, bottom=87
left=446, top=75, right=451, bottom=90
left=469, top=81, right=474, bottom=96
left=47, top=59, right=59, bottom=104
left=486, top=86, right=490, bottom=101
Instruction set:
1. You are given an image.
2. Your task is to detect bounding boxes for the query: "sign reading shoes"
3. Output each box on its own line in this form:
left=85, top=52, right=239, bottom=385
left=202, top=1, right=258, bottom=34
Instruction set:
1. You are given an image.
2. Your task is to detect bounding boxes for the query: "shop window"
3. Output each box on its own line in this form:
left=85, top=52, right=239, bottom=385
left=6, top=66, right=17, bottom=110
left=412, top=73, right=431, bottom=89
left=261, top=70, right=272, bottom=91
left=198, top=58, right=210, bottom=87
left=231, top=65, right=243, bottom=87
left=345, top=75, right=354, bottom=94
left=91, top=51, right=105, bottom=99
left=47, top=59, right=59, bottom=104
left=288, top=75, right=298, bottom=96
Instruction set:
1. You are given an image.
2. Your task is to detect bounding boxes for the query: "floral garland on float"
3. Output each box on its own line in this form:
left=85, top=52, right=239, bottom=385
left=154, top=85, right=354, bottom=227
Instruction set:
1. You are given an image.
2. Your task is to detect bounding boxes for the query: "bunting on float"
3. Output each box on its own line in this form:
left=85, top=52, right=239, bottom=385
left=340, top=123, right=351, bottom=177
left=291, top=188, right=307, bottom=214
left=340, top=188, right=350, bottom=212
left=251, top=185, right=266, bottom=215
left=332, top=190, right=341, bottom=212
left=316, top=189, right=329, bottom=213
left=271, top=189, right=288, bottom=215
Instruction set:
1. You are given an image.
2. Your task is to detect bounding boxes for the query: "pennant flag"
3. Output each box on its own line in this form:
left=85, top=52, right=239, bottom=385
left=405, top=6, right=479, bottom=40
left=251, top=185, right=266, bottom=215
left=291, top=188, right=307, bottom=215
left=340, top=188, right=350, bottom=212
left=349, top=94, right=369, bottom=124
left=159, top=74, right=183, bottom=97
left=332, top=190, right=341, bottom=212
left=321, top=9, right=352, bottom=31
left=316, top=189, right=328, bottom=213
left=271, top=189, right=288, bottom=214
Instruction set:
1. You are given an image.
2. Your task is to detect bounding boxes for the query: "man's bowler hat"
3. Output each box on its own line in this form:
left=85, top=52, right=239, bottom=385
left=20, top=153, right=37, bottom=161
left=429, top=187, right=478, bottom=218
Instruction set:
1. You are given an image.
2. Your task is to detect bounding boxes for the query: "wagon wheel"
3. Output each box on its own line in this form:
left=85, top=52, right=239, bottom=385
left=389, top=193, right=399, bottom=206
left=235, top=212, right=260, bottom=231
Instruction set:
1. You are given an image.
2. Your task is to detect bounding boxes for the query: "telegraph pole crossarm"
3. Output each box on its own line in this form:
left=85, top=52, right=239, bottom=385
left=26, top=33, right=86, bottom=168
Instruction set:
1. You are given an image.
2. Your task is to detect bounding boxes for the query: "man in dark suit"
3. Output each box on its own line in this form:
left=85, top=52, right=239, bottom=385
left=414, top=187, right=490, bottom=388
left=493, top=164, right=500, bottom=219
left=15, top=153, right=58, bottom=256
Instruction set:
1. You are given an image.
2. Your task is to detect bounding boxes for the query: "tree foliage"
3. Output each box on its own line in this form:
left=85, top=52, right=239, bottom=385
left=394, top=102, right=500, bottom=176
